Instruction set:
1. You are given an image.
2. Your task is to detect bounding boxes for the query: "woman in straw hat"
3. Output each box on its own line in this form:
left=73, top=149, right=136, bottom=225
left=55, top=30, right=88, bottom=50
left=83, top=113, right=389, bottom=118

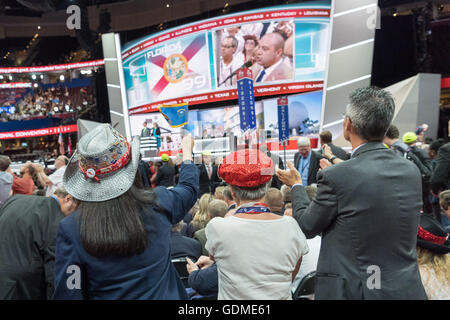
left=52, top=124, right=198, bottom=299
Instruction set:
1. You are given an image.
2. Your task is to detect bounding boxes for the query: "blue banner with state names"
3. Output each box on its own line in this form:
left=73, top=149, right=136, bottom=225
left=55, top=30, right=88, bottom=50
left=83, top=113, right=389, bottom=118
left=237, top=68, right=256, bottom=132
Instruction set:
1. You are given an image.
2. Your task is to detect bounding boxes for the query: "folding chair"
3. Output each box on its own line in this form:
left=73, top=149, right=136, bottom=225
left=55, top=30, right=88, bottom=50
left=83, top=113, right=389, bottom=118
left=292, top=271, right=316, bottom=300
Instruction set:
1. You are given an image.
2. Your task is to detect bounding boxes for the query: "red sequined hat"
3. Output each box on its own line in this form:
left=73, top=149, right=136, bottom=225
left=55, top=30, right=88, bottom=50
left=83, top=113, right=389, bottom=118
left=417, top=214, right=450, bottom=254
left=218, top=149, right=274, bottom=187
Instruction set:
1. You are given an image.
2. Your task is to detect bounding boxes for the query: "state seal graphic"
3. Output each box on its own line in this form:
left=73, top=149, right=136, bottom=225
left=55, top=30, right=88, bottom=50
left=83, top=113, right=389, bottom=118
left=163, top=53, right=188, bottom=83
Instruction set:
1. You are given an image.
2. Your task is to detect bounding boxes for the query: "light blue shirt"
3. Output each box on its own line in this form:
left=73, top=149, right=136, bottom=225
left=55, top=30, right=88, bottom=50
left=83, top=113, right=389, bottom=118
left=350, top=143, right=367, bottom=158
left=297, top=150, right=311, bottom=186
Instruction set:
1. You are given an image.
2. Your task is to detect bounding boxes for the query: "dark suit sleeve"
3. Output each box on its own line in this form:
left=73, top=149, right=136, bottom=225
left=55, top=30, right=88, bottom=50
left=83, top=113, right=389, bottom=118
left=291, top=170, right=339, bottom=238
left=155, top=163, right=199, bottom=224
left=431, top=145, right=450, bottom=193
left=154, top=167, right=162, bottom=186
left=188, top=263, right=218, bottom=296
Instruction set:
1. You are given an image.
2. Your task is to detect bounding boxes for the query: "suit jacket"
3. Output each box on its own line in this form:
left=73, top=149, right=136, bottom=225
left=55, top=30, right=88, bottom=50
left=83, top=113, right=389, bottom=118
left=154, top=163, right=175, bottom=187
left=254, top=58, right=293, bottom=82
left=0, top=195, right=64, bottom=299
left=293, top=150, right=322, bottom=185
left=291, top=142, right=427, bottom=300
left=328, top=143, right=349, bottom=160
left=193, top=228, right=209, bottom=256
left=141, top=127, right=151, bottom=137
left=197, top=164, right=220, bottom=197
left=52, top=162, right=199, bottom=300
left=170, top=232, right=202, bottom=261
left=431, top=142, right=450, bottom=193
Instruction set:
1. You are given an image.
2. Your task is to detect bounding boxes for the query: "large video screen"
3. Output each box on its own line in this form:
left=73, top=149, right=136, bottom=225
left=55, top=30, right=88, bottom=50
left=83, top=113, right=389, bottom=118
left=122, top=0, right=331, bottom=115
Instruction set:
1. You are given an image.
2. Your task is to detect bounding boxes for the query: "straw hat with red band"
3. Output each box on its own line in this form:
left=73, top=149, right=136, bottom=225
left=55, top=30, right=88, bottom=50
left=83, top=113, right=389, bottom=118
left=63, top=124, right=140, bottom=202
left=218, top=149, right=274, bottom=187
left=417, top=214, right=450, bottom=254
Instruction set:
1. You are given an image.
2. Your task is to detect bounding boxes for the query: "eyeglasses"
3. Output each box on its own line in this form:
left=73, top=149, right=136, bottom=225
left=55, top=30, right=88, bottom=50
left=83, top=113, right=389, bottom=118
left=221, top=45, right=235, bottom=49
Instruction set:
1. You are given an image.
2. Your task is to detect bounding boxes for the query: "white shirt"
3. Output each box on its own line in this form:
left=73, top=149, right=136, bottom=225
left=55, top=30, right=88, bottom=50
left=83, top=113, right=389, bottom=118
left=218, top=55, right=244, bottom=87
left=291, top=235, right=321, bottom=295
left=45, top=166, right=66, bottom=197
left=205, top=215, right=309, bottom=300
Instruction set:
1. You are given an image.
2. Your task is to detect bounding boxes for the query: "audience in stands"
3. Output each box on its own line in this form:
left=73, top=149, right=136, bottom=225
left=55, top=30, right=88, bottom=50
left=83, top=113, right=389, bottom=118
left=0, top=85, right=95, bottom=122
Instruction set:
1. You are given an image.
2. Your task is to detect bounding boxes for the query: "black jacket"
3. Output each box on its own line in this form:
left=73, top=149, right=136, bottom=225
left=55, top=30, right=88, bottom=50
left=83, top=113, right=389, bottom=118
left=154, top=163, right=175, bottom=187
left=0, top=195, right=64, bottom=299
left=431, top=142, right=450, bottom=193
left=197, top=164, right=221, bottom=197
left=291, top=143, right=427, bottom=300
left=293, top=150, right=322, bottom=185
left=327, top=143, right=349, bottom=160
left=170, top=232, right=202, bottom=262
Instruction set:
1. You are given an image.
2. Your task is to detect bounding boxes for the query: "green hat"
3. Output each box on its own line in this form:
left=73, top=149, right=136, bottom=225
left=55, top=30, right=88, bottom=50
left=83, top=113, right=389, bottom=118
left=161, top=154, right=170, bottom=162
left=403, top=132, right=417, bottom=144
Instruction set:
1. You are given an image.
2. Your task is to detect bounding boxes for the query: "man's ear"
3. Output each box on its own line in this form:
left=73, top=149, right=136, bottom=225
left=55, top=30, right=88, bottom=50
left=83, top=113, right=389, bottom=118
left=64, top=194, right=73, bottom=203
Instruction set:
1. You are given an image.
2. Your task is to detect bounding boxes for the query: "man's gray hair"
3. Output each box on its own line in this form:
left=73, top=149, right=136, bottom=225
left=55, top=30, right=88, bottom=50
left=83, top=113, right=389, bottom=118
left=345, top=87, right=395, bottom=141
left=230, top=180, right=272, bottom=201
left=53, top=186, right=69, bottom=198
left=225, top=36, right=238, bottom=48
left=208, top=199, right=228, bottom=218
left=297, top=137, right=310, bottom=147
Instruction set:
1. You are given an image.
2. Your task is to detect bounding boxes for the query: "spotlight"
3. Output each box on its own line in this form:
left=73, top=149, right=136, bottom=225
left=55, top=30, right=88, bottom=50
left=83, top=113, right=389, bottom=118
left=0, top=75, right=3, bottom=79
left=166, top=3, right=170, bottom=7
left=37, top=26, right=41, bottom=30
left=32, top=74, right=37, bottom=80
left=59, top=75, right=65, bottom=81
left=8, top=75, right=12, bottom=80
left=40, top=75, right=44, bottom=79
left=33, top=83, right=38, bottom=88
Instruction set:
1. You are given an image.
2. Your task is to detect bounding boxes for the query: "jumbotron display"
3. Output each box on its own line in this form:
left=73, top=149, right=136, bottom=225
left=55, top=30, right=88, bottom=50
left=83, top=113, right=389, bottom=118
left=121, top=0, right=331, bottom=115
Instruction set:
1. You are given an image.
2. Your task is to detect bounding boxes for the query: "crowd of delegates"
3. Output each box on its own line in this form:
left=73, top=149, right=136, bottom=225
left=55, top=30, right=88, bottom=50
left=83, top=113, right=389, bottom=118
left=0, top=85, right=96, bottom=122
left=0, top=87, right=449, bottom=300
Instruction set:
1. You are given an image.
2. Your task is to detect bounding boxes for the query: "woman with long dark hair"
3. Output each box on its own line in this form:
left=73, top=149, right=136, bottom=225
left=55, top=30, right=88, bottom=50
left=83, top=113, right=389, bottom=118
left=52, top=124, right=198, bottom=299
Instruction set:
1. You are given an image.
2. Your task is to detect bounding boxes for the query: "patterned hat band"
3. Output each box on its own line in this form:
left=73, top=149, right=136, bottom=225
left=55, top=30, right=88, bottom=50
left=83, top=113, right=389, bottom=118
left=78, top=140, right=132, bottom=183
left=417, top=226, right=449, bottom=245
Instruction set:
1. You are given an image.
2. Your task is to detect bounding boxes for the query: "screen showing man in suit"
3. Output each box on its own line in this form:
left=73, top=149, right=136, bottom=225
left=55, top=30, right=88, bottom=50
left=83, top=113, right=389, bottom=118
left=254, top=31, right=293, bottom=83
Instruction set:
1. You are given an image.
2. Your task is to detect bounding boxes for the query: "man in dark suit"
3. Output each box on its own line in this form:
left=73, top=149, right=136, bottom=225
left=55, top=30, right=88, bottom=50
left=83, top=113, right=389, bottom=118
left=319, top=130, right=349, bottom=160
left=197, top=151, right=220, bottom=198
left=141, top=122, right=151, bottom=137
left=431, top=141, right=450, bottom=194
left=277, top=87, right=427, bottom=300
left=293, top=137, right=322, bottom=186
left=153, top=154, right=175, bottom=188
left=0, top=188, right=78, bottom=299
left=170, top=221, right=202, bottom=262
